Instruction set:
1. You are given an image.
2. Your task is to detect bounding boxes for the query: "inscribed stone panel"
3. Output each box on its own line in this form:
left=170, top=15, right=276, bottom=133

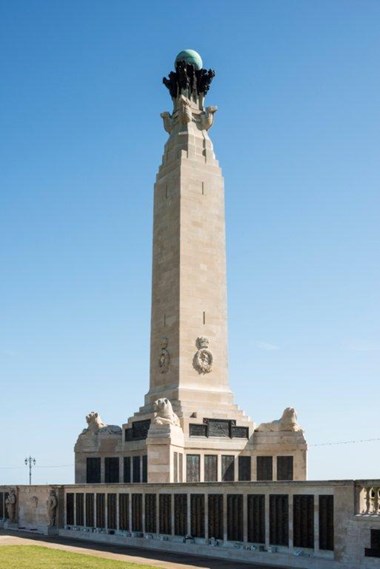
left=85, top=493, right=94, bottom=528
left=238, top=456, right=251, bottom=481
left=319, top=495, right=334, bottom=551
left=75, top=493, right=84, bottom=526
left=269, top=494, right=288, bottom=546
left=293, top=495, right=314, bottom=548
left=208, top=494, right=223, bottom=540
left=208, top=419, right=230, bottom=437
left=133, top=456, right=141, bottom=483
left=86, top=457, right=101, bottom=483
left=159, top=494, right=172, bottom=535
left=191, top=494, right=205, bottom=538
left=66, top=493, right=74, bottom=525
left=123, top=457, right=131, bottom=483
left=204, top=455, right=218, bottom=482
left=222, top=455, right=234, bottom=481
left=189, top=424, right=207, bottom=437
left=119, top=494, right=129, bottom=531
left=107, top=493, right=117, bottom=530
left=186, top=454, right=200, bottom=482
left=247, top=494, right=265, bottom=544
left=96, top=493, right=105, bottom=528
left=105, top=457, right=119, bottom=483
left=257, top=456, right=273, bottom=481
left=277, top=456, right=293, bottom=481
left=145, top=494, right=156, bottom=533
left=227, top=495, right=243, bottom=541
left=132, top=494, right=142, bottom=532
left=231, top=426, right=249, bottom=439
left=174, top=494, right=187, bottom=536
left=142, top=455, right=148, bottom=483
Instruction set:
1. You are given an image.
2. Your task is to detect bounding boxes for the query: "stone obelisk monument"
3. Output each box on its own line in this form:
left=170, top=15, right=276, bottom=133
left=75, top=50, right=307, bottom=485
left=146, top=50, right=235, bottom=416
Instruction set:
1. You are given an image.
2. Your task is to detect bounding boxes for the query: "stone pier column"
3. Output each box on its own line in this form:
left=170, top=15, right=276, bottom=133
left=146, top=424, right=184, bottom=483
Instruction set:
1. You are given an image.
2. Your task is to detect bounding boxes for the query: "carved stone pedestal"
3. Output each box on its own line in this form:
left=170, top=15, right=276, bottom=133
left=146, top=423, right=184, bottom=483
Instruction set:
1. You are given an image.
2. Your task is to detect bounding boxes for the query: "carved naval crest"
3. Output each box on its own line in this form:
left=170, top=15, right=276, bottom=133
left=159, top=336, right=170, bottom=373
left=193, top=336, right=213, bottom=374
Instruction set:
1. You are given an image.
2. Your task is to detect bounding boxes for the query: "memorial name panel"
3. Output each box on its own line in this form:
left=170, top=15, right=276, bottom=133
left=85, top=493, right=94, bottom=528
left=75, top=493, right=84, bottom=526
left=208, top=494, right=223, bottom=540
left=119, top=493, right=129, bottom=531
left=227, top=494, right=243, bottom=542
left=107, top=493, right=117, bottom=530
left=174, top=494, right=187, bottom=536
left=96, top=493, right=106, bottom=529
left=247, top=494, right=265, bottom=544
left=293, top=494, right=314, bottom=548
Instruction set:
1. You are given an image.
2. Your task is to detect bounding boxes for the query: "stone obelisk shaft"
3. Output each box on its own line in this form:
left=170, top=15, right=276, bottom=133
left=146, top=85, right=234, bottom=416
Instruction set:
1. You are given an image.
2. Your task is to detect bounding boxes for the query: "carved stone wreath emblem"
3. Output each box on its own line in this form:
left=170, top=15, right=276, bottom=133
left=158, top=337, right=170, bottom=373
left=193, top=336, right=213, bottom=374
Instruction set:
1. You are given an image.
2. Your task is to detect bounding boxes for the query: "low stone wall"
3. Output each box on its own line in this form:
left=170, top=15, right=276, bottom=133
left=1, top=480, right=379, bottom=568
left=0, top=485, right=64, bottom=535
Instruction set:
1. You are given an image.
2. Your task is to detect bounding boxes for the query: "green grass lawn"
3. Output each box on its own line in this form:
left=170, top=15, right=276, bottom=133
left=0, top=546, right=162, bottom=569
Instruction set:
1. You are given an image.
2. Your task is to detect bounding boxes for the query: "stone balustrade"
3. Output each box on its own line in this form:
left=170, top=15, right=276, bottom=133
left=356, top=481, right=380, bottom=516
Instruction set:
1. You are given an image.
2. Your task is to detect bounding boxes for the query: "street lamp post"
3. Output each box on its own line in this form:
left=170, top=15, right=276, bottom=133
left=25, top=456, right=36, bottom=485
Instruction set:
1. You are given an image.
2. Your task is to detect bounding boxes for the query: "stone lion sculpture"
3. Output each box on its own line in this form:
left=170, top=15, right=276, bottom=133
left=81, top=411, right=121, bottom=436
left=255, top=407, right=302, bottom=433
left=153, top=398, right=180, bottom=427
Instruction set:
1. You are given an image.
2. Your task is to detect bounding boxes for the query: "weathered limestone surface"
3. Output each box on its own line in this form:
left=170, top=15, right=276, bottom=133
left=1, top=485, right=63, bottom=534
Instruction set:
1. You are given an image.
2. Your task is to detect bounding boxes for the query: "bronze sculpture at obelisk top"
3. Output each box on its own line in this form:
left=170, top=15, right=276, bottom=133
left=74, top=51, right=307, bottom=484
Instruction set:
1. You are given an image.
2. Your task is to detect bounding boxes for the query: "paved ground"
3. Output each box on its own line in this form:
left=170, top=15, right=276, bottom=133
left=0, top=530, right=296, bottom=569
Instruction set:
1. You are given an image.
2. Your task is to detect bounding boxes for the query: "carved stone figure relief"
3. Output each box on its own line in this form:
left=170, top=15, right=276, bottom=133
left=153, top=398, right=180, bottom=427
left=158, top=336, right=170, bottom=373
left=5, top=488, right=17, bottom=522
left=193, top=337, right=213, bottom=374
left=47, top=489, right=58, bottom=527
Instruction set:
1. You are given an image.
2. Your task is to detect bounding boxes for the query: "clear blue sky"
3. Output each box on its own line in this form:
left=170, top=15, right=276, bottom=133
left=1, top=0, right=379, bottom=484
